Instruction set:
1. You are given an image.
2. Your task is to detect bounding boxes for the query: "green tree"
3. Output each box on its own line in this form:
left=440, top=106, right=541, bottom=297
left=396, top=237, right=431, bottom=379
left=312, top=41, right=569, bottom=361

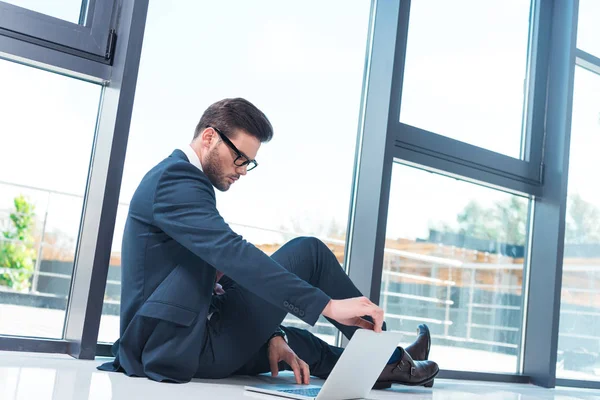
left=0, top=195, right=36, bottom=291
left=448, top=193, right=600, bottom=246
left=436, top=111, right=600, bottom=246
left=454, top=197, right=527, bottom=246
left=493, top=197, right=528, bottom=245
left=565, top=193, right=600, bottom=244
left=457, top=200, right=498, bottom=241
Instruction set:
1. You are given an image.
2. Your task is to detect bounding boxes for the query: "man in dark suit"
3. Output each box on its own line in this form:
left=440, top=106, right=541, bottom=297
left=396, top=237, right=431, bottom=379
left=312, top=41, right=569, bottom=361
left=98, top=98, right=439, bottom=388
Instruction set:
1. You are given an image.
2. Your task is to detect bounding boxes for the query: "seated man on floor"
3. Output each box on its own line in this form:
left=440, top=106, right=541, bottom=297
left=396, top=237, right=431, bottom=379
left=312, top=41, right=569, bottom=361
left=98, top=98, right=439, bottom=388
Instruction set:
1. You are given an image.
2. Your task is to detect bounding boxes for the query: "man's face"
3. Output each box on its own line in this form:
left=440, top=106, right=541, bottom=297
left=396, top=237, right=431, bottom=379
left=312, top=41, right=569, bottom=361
left=202, top=128, right=261, bottom=192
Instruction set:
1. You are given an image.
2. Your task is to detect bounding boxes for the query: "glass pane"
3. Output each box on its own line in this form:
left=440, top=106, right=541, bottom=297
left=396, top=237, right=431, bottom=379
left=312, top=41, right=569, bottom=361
left=400, top=0, right=531, bottom=159
left=0, top=58, right=101, bottom=338
left=1, top=0, right=84, bottom=24
left=381, top=163, right=530, bottom=373
left=577, top=0, right=600, bottom=58
left=557, top=67, right=600, bottom=381
left=98, top=0, right=371, bottom=344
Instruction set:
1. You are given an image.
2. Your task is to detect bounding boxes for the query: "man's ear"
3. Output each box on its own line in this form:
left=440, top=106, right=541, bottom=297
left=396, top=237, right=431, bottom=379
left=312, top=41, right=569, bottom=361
left=200, top=127, right=216, bottom=149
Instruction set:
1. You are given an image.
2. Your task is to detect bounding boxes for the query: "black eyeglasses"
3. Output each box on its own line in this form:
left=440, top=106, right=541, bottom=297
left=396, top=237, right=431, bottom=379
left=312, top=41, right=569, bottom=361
left=209, top=126, right=258, bottom=171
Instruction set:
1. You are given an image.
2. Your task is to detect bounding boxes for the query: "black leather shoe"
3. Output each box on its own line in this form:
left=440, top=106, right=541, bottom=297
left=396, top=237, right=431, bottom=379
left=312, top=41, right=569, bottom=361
left=372, top=347, right=438, bottom=389
left=405, top=324, right=431, bottom=361
left=404, top=324, right=434, bottom=387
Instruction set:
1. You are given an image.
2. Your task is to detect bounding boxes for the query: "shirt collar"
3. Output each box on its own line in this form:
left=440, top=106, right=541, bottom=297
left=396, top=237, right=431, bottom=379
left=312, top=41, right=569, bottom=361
left=180, top=144, right=203, bottom=172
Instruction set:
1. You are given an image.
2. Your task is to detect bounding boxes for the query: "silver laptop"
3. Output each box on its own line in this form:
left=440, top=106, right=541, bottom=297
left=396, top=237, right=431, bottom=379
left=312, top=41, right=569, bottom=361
left=244, top=329, right=403, bottom=400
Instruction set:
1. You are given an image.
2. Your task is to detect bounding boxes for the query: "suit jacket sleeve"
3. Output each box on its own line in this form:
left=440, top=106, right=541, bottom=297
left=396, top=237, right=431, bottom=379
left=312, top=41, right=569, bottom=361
left=152, top=161, right=331, bottom=326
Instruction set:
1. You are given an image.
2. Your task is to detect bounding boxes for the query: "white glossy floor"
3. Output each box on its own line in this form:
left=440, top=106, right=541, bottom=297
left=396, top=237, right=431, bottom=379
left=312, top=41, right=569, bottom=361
left=2, top=351, right=600, bottom=400
left=5, top=305, right=600, bottom=381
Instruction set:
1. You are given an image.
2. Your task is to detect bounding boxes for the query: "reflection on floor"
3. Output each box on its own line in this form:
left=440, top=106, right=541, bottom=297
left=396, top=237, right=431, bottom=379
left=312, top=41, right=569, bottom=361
left=2, top=304, right=600, bottom=381
left=1, top=351, right=600, bottom=399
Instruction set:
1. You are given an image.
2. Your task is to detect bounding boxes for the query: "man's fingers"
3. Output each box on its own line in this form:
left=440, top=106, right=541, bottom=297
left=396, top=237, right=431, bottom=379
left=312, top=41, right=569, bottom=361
left=269, top=354, right=279, bottom=377
left=290, top=359, right=302, bottom=384
left=372, top=307, right=384, bottom=333
left=363, top=303, right=383, bottom=333
left=354, top=317, right=375, bottom=330
left=300, top=359, right=311, bottom=384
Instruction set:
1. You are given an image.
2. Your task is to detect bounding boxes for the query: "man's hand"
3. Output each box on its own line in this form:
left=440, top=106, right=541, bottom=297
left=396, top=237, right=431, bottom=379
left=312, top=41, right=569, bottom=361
left=213, top=282, right=225, bottom=295
left=268, top=336, right=310, bottom=385
left=322, top=297, right=384, bottom=332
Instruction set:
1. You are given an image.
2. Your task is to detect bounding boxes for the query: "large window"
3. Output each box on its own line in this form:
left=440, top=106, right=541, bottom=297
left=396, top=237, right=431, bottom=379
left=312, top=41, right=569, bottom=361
left=0, top=57, right=102, bottom=339
left=400, top=0, right=532, bottom=159
left=381, top=163, right=530, bottom=373
left=557, top=67, right=600, bottom=381
left=97, top=0, right=371, bottom=344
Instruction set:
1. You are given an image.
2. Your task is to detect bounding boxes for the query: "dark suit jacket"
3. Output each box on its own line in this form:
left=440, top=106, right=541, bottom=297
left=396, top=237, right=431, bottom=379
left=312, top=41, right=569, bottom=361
left=98, top=149, right=331, bottom=382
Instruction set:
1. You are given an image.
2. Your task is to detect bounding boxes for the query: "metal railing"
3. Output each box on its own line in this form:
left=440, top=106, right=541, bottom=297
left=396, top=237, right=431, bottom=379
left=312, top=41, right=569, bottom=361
left=380, top=248, right=525, bottom=349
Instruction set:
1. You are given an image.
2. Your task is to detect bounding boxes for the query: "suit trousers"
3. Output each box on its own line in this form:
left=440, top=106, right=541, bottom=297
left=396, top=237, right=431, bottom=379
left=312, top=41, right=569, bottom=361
left=194, top=236, right=374, bottom=379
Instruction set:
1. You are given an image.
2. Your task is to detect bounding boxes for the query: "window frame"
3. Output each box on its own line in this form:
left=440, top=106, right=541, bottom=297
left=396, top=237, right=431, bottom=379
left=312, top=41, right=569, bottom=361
left=0, top=0, right=116, bottom=62
left=0, top=0, right=148, bottom=358
left=346, top=0, right=581, bottom=388
left=387, top=0, right=546, bottom=193
left=554, top=52, right=600, bottom=389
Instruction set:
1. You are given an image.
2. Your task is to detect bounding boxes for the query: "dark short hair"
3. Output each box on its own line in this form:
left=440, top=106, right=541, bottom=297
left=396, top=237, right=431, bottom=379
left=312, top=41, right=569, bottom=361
left=194, top=98, right=273, bottom=142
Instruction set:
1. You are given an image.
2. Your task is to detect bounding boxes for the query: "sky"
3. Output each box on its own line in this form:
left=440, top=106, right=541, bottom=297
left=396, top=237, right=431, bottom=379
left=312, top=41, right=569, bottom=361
left=0, top=0, right=599, bottom=257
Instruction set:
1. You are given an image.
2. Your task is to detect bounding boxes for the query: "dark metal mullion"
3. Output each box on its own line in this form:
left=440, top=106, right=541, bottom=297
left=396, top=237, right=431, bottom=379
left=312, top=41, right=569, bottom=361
left=518, top=0, right=538, bottom=162
left=88, top=0, right=118, bottom=57
left=391, top=146, right=543, bottom=197
left=528, top=0, right=552, bottom=184
left=393, top=122, right=541, bottom=186
left=368, top=143, right=394, bottom=305
left=514, top=2, right=555, bottom=374
left=523, top=0, right=552, bottom=174
left=337, top=0, right=378, bottom=349
left=438, top=370, right=531, bottom=384
left=344, top=0, right=403, bottom=308
left=394, top=123, right=542, bottom=191
left=0, top=33, right=111, bottom=81
left=0, top=336, right=70, bottom=354
left=386, top=0, right=411, bottom=124
left=368, top=0, right=412, bottom=305
left=522, top=0, right=579, bottom=388
left=63, top=0, right=149, bottom=360
left=343, top=0, right=377, bottom=279
left=0, top=27, right=110, bottom=65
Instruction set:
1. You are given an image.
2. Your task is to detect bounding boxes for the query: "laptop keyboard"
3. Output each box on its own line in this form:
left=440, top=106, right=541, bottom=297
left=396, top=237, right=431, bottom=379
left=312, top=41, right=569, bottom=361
left=279, top=387, right=321, bottom=397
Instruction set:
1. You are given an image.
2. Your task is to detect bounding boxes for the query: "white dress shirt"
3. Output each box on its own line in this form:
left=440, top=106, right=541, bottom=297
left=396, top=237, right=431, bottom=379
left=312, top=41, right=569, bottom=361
left=180, top=144, right=203, bottom=172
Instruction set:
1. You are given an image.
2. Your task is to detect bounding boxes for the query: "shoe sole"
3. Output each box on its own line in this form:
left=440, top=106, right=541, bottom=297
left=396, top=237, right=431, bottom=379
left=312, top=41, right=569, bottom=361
left=372, top=368, right=439, bottom=390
